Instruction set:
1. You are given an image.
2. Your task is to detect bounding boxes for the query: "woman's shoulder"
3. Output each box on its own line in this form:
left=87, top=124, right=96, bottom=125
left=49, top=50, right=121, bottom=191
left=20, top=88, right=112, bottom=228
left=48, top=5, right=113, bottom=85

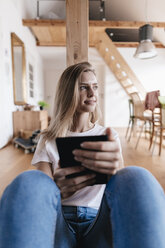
left=37, top=134, right=56, bottom=151
left=93, top=123, right=106, bottom=134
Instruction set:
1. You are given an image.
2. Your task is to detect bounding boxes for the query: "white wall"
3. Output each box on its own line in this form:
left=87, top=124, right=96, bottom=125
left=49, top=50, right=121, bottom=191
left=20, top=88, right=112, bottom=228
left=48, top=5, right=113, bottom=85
left=104, top=65, right=129, bottom=127
left=44, top=68, right=65, bottom=116
left=0, top=0, right=44, bottom=149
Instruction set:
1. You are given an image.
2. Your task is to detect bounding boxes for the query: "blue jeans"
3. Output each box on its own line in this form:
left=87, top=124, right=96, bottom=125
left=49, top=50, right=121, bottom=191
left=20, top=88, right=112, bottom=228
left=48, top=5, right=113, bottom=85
left=62, top=206, right=98, bottom=239
left=0, top=166, right=165, bottom=248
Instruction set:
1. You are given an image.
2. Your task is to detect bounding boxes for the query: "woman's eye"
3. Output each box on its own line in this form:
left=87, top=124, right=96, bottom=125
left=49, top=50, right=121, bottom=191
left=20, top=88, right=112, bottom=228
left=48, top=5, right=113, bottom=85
left=80, top=86, right=87, bottom=90
left=79, top=85, right=98, bottom=90
left=93, top=85, right=98, bottom=90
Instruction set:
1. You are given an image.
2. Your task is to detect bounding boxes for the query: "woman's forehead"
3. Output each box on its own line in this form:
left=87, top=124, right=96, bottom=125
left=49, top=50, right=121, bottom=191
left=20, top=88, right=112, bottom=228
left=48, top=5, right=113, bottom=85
left=80, top=71, right=97, bottom=83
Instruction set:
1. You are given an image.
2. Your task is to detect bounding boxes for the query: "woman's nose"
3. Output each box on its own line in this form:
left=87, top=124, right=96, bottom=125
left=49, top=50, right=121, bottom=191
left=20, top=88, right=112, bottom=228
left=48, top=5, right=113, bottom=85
left=87, top=87, right=94, bottom=97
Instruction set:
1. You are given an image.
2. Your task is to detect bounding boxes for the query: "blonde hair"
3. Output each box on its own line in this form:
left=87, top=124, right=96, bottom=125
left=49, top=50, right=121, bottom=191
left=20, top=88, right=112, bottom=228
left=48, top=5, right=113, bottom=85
left=41, top=61, right=101, bottom=143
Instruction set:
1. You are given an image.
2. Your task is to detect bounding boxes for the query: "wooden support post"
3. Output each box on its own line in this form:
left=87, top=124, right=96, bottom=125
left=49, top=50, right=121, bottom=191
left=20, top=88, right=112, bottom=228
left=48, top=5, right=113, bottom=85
left=66, top=0, right=88, bottom=66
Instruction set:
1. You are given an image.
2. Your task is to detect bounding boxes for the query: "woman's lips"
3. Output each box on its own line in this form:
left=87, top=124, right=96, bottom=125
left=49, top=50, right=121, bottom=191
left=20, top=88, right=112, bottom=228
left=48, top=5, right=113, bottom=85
left=84, top=100, right=96, bottom=105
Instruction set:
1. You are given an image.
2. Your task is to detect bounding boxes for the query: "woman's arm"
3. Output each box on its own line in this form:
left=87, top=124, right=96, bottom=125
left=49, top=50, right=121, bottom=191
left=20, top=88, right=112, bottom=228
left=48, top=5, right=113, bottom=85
left=35, top=162, right=54, bottom=180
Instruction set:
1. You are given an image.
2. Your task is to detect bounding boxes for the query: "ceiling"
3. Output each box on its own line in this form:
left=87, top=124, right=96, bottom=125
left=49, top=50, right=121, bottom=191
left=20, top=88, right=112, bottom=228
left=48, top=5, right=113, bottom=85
left=22, top=0, right=165, bottom=61
left=24, top=0, right=165, bottom=22
left=23, top=0, right=165, bottom=44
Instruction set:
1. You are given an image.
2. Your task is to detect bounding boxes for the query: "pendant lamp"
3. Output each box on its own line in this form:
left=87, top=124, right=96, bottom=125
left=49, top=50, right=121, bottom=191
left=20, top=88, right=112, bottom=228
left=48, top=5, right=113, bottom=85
left=134, top=24, right=157, bottom=59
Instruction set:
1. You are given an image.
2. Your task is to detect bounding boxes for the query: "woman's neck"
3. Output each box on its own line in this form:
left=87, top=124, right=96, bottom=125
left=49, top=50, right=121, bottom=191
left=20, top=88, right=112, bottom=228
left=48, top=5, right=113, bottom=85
left=71, top=113, right=94, bottom=133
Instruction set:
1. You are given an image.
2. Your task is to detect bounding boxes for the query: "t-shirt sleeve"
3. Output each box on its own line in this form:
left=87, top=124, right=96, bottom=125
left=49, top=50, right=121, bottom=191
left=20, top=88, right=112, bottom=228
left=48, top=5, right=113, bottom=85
left=31, top=136, right=52, bottom=166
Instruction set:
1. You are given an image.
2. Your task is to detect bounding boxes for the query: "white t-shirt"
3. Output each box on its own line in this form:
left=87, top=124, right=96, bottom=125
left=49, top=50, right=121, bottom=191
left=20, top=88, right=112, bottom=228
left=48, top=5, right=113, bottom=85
left=31, top=124, right=121, bottom=209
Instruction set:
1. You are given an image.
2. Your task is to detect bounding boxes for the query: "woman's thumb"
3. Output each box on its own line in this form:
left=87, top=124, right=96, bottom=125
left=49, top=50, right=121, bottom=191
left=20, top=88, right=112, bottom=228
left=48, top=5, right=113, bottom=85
left=106, top=127, right=115, bottom=141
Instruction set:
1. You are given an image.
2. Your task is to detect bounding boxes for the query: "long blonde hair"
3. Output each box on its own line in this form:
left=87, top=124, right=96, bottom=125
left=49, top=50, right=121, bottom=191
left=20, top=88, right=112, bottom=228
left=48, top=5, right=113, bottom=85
left=42, top=61, right=101, bottom=142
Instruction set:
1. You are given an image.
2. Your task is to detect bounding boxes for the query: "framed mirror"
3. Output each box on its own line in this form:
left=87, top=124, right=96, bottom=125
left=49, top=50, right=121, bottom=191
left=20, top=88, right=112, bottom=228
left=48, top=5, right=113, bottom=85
left=11, top=33, right=27, bottom=105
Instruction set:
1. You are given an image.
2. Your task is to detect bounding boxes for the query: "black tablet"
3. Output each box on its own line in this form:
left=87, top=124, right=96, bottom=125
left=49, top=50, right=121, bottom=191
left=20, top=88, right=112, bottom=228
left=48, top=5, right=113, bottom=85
left=56, top=135, right=108, bottom=184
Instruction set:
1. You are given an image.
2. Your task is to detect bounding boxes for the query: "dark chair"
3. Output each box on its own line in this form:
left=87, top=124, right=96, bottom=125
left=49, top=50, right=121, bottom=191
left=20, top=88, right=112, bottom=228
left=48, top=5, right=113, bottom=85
left=125, top=99, right=135, bottom=141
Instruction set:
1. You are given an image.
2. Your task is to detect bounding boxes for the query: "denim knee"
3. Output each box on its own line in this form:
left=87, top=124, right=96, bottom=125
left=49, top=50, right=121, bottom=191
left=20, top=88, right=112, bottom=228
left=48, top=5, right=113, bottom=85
left=1, top=170, right=60, bottom=205
left=105, top=166, right=164, bottom=197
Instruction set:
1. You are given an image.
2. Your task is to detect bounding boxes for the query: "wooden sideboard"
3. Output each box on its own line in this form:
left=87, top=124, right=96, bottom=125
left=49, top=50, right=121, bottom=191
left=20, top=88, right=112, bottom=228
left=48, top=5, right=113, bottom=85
left=13, top=110, right=48, bottom=137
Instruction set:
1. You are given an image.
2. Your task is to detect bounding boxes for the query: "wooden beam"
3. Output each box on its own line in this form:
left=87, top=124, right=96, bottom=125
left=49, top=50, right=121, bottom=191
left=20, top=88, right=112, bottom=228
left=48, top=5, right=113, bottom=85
left=36, top=41, right=66, bottom=46
left=32, top=33, right=164, bottom=48
left=66, top=0, right=88, bottom=66
left=22, top=19, right=165, bottom=47
left=23, top=19, right=165, bottom=29
left=114, top=42, right=165, bottom=48
left=22, top=19, right=66, bottom=27
left=31, top=26, right=66, bottom=46
left=89, top=20, right=165, bottom=29
left=23, top=21, right=165, bottom=48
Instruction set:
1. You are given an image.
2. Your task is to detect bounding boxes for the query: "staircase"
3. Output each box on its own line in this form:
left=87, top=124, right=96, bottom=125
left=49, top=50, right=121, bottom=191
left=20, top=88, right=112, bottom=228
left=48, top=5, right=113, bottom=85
left=94, top=30, right=146, bottom=101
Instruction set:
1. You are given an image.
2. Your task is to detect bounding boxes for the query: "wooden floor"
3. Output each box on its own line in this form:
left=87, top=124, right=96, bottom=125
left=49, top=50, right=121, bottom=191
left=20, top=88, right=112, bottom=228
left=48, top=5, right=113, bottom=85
left=0, top=128, right=165, bottom=197
left=119, top=128, right=165, bottom=191
left=0, top=144, right=34, bottom=196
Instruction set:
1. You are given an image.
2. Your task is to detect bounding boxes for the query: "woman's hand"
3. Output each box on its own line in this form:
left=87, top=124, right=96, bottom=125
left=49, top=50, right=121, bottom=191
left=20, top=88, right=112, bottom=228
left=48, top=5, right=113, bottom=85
left=54, top=166, right=96, bottom=199
left=72, top=128, right=124, bottom=175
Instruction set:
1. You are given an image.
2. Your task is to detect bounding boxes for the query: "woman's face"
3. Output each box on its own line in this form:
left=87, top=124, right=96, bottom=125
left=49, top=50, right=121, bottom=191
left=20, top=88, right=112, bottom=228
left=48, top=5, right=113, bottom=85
left=76, top=71, right=98, bottom=114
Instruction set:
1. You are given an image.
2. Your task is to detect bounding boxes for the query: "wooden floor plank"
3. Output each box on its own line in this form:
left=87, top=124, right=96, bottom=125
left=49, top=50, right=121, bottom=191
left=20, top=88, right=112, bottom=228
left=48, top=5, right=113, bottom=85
left=0, top=145, right=34, bottom=196
left=119, top=128, right=165, bottom=190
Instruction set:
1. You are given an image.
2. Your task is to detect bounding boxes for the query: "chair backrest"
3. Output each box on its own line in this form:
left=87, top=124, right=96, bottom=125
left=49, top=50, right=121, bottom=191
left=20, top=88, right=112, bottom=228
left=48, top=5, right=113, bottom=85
left=128, top=99, right=134, bottom=118
left=145, top=90, right=160, bottom=111
left=133, top=100, right=145, bottom=119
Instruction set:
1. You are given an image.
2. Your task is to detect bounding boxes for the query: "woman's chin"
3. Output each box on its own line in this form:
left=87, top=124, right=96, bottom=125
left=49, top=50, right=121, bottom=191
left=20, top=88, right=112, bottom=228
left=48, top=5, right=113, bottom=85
left=84, top=106, right=96, bottom=112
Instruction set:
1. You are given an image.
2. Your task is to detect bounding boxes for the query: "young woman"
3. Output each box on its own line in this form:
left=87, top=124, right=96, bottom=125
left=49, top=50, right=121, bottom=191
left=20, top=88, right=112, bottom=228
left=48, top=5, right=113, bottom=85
left=0, top=62, right=165, bottom=248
